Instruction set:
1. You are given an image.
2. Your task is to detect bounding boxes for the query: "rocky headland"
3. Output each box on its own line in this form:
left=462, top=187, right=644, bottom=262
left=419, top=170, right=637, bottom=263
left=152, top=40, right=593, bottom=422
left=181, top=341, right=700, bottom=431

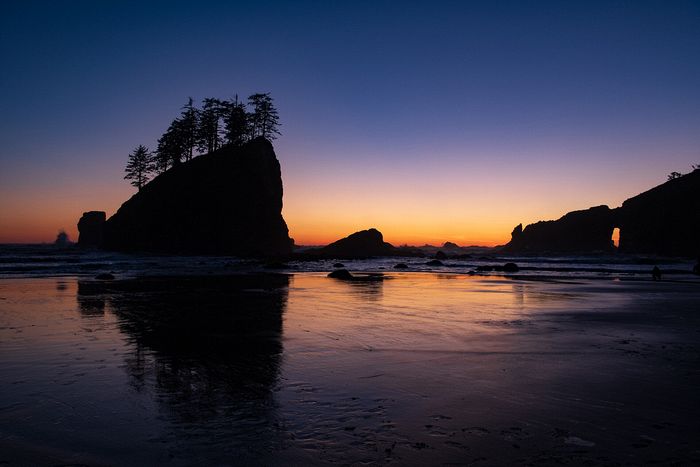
left=503, top=169, right=700, bottom=256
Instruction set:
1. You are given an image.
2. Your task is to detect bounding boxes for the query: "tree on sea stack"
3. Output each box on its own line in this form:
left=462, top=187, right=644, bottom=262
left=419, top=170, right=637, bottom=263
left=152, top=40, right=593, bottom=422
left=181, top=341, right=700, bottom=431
left=222, top=95, right=249, bottom=146
left=248, top=93, right=280, bottom=140
left=196, top=97, right=225, bottom=154
left=179, top=97, right=199, bottom=161
left=124, top=145, right=153, bottom=190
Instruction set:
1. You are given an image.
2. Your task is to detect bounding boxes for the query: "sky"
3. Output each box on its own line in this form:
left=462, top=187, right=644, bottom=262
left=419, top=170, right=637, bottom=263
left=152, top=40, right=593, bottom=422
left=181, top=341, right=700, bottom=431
left=1, top=0, right=699, bottom=246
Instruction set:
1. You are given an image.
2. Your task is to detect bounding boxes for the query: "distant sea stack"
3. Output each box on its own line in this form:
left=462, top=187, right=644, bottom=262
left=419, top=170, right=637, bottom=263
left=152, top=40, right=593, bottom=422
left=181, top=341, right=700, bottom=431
left=503, top=170, right=700, bottom=256
left=82, top=138, right=293, bottom=256
left=310, top=228, right=397, bottom=258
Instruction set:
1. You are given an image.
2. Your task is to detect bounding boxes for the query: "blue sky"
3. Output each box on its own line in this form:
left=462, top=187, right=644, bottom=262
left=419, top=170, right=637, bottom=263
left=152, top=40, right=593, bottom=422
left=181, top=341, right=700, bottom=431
left=1, top=0, right=699, bottom=243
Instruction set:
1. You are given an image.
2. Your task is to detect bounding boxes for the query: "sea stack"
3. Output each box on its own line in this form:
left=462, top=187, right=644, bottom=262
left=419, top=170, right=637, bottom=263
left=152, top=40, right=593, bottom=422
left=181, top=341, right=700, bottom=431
left=99, top=137, right=293, bottom=256
left=77, top=211, right=106, bottom=248
left=314, top=228, right=396, bottom=258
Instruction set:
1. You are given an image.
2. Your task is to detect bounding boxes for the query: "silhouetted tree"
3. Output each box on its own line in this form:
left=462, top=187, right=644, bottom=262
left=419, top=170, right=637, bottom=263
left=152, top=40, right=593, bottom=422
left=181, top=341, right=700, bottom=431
left=124, top=145, right=153, bottom=190
left=197, top=97, right=225, bottom=154
left=155, top=120, right=187, bottom=171
left=179, top=97, right=199, bottom=161
left=125, top=92, right=282, bottom=181
left=667, top=171, right=682, bottom=181
left=222, top=95, right=249, bottom=146
left=248, top=93, right=280, bottom=140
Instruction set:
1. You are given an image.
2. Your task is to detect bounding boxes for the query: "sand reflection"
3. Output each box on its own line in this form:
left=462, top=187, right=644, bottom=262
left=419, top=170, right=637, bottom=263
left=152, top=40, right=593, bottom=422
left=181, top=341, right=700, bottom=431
left=77, top=274, right=289, bottom=463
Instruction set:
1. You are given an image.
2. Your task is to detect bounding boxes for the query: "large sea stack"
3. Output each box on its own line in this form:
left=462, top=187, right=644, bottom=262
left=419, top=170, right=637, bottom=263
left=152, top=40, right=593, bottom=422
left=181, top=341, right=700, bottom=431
left=502, top=170, right=700, bottom=256
left=98, top=138, right=293, bottom=256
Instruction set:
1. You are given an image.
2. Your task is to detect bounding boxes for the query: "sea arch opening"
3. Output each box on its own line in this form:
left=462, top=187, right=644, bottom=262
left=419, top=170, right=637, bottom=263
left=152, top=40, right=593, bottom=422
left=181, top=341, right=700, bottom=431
left=611, top=227, right=620, bottom=248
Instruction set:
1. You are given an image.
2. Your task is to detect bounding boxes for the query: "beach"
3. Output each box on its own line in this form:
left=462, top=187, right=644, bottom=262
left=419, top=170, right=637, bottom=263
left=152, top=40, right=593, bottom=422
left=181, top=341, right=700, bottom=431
left=1, top=272, right=699, bottom=465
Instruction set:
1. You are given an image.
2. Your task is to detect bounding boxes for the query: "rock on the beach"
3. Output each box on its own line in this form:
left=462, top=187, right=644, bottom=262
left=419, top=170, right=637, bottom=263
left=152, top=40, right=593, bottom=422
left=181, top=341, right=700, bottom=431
left=333, top=262, right=345, bottom=268
left=503, top=262, right=519, bottom=272
left=328, top=269, right=354, bottom=280
left=426, top=259, right=444, bottom=266
left=435, top=251, right=447, bottom=260
left=394, top=263, right=408, bottom=269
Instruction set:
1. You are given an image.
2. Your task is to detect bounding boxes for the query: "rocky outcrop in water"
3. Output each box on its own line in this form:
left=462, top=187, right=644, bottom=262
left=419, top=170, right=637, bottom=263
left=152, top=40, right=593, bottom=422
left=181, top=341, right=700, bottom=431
left=503, top=170, right=700, bottom=256
left=77, top=211, right=106, bottom=248
left=309, top=228, right=396, bottom=258
left=503, top=205, right=615, bottom=253
left=100, top=138, right=293, bottom=256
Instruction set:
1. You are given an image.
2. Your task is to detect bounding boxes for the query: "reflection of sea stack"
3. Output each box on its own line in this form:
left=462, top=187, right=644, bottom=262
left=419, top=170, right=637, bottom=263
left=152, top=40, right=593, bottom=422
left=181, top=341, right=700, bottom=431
left=503, top=170, right=700, bottom=256
left=79, top=138, right=293, bottom=256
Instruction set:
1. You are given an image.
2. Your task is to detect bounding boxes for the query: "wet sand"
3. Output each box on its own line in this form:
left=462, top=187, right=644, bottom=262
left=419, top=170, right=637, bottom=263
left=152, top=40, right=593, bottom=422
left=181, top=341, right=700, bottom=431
left=1, top=273, right=699, bottom=465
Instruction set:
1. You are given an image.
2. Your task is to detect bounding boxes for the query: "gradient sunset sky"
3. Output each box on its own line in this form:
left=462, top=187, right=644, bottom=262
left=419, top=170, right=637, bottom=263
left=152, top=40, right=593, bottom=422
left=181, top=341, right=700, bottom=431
left=1, top=1, right=699, bottom=246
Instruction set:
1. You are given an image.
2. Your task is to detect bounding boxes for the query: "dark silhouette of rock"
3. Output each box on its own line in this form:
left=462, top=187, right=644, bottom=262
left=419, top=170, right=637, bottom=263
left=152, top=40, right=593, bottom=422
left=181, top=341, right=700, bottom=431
left=327, top=269, right=385, bottom=282
left=394, top=263, right=408, bottom=269
left=95, top=273, right=115, bottom=280
left=442, top=241, right=460, bottom=249
left=435, top=251, right=447, bottom=260
left=314, top=228, right=396, bottom=259
left=77, top=211, right=106, bottom=248
left=333, top=262, right=345, bottom=268
left=101, top=138, right=293, bottom=256
left=503, top=206, right=615, bottom=253
left=476, top=265, right=494, bottom=272
left=617, top=169, right=700, bottom=256
left=652, top=266, right=661, bottom=281
left=328, top=269, right=354, bottom=280
left=502, top=262, right=519, bottom=273
left=502, top=170, right=700, bottom=256
left=426, top=259, right=444, bottom=266
left=692, top=259, right=700, bottom=275
left=510, top=224, right=523, bottom=241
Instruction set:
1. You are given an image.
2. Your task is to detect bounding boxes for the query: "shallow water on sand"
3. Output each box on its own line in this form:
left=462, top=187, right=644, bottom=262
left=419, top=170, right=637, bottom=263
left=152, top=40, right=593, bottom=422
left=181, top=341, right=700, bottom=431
left=1, top=273, right=699, bottom=465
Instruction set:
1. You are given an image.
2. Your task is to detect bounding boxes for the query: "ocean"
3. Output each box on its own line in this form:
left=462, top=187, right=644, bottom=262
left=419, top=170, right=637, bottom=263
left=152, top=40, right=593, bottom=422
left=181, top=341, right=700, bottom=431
left=1, top=244, right=697, bottom=281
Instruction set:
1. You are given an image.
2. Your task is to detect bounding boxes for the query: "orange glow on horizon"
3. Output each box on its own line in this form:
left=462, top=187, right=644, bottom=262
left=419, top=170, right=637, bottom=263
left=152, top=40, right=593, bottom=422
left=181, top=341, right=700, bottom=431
left=1, top=147, right=665, bottom=247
